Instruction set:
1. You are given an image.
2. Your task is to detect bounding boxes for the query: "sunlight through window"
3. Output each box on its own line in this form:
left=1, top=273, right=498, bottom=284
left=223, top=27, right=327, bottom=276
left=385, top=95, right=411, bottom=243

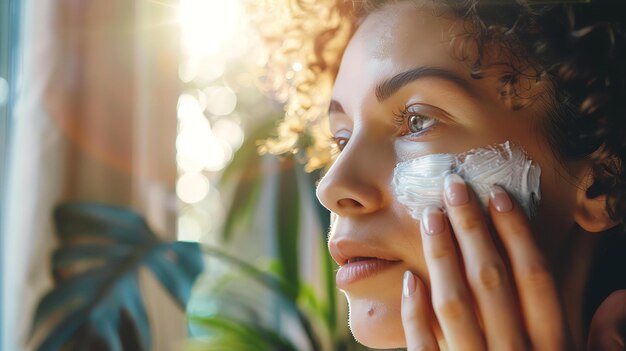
left=176, top=0, right=258, bottom=242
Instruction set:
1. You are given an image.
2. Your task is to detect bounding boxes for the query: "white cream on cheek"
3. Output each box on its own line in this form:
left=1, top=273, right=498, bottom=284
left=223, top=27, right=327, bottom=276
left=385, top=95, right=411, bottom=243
left=392, top=141, right=541, bottom=220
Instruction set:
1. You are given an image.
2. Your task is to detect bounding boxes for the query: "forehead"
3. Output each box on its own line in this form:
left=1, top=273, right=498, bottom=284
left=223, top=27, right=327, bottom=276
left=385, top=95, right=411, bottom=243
left=357, top=3, right=456, bottom=58
left=333, top=3, right=467, bottom=103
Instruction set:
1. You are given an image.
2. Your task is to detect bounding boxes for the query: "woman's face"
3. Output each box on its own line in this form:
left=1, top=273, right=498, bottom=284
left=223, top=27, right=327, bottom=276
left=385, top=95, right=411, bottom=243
left=316, top=2, right=582, bottom=348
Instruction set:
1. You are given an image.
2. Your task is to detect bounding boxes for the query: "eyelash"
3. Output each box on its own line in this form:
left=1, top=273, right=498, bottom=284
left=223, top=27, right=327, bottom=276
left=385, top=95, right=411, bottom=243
left=392, top=104, right=438, bottom=137
left=330, top=104, right=439, bottom=152
left=330, top=136, right=348, bottom=152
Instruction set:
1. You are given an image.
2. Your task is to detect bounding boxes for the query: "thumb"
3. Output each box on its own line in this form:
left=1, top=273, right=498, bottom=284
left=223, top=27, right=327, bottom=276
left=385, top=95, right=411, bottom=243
left=588, top=290, right=626, bottom=351
left=401, top=270, right=439, bottom=351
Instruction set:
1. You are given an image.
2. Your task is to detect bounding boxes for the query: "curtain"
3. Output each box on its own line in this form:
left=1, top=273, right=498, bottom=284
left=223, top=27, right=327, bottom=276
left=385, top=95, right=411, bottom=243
left=1, top=0, right=181, bottom=350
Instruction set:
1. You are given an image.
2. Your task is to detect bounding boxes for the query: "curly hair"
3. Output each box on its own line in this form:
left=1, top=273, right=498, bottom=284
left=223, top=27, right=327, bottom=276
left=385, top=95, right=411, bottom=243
left=253, top=0, right=626, bottom=226
left=429, top=0, right=626, bottom=225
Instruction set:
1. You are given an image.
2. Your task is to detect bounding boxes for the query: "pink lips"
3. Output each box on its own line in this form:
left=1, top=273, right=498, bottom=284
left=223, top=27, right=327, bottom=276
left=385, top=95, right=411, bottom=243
left=335, top=257, right=401, bottom=289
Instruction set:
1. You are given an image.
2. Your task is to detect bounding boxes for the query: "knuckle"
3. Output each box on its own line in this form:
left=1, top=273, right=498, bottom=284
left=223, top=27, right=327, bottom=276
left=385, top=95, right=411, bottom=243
left=520, top=260, right=552, bottom=287
left=455, top=215, right=483, bottom=232
left=473, top=262, right=505, bottom=291
left=507, top=227, right=529, bottom=239
left=434, top=296, right=466, bottom=321
left=427, top=243, right=454, bottom=260
left=402, top=314, right=419, bottom=327
left=401, top=308, right=421, bottom=325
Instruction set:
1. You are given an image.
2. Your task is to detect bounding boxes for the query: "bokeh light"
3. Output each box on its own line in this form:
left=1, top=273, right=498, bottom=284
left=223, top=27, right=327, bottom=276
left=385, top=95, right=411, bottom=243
left=176, top=115, right=228, bottom=172
left=176, top=172, right=210, bottom=204
left=178, top=213, right=203, bottom=242
left=179, top=0, right=242, bottom=59
left=176, top=0, right=256, bottom=241
left=212, top=118, right=244, bottom=150
left=204, top=86, right=237, bottom=116
left=291, top=62, right=303, bottom=72
left=177, top=93, right=203, bottom=120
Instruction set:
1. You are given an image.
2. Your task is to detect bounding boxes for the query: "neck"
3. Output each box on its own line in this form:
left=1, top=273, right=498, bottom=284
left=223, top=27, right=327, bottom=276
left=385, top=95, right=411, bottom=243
left=553, top=227, right=598, bottom=350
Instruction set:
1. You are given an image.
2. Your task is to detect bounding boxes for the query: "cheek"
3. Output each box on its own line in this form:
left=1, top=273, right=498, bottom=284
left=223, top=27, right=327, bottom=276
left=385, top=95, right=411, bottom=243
left=392, top=141, right=542, bottom=221
left=526, top=156, right=579, bottom=253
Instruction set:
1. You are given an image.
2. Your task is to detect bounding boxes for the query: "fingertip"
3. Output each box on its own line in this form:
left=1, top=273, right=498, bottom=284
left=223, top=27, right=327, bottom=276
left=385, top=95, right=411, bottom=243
left=444, top=173, right=469, bottom=206
left=402, top=272, right=431, bottom=315
left=488, top=187, right=534, bottom=238
left=403, top=270, right=417, bottom=298
left=401, top=272, right=419, bottom=321
left=414, top=271, right=427, bottom=294
left=489, top=185, right=513, bottom=213
left=421, top=207, right=446, bottom=236
left=401, top=272, right=439, bottom=350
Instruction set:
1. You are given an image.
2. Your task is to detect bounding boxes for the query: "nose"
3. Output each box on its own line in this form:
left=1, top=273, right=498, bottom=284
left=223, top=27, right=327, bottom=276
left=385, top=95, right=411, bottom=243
left=316, top=134, right=392, bottom=216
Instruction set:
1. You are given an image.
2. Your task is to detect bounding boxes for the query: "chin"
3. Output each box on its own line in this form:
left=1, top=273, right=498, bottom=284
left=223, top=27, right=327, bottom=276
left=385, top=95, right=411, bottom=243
left=344, top=280, right=407, bottom=349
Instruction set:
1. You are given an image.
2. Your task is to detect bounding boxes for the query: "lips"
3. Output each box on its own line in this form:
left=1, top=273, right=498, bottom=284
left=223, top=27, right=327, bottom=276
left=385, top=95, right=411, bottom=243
left=329, top=239, right=398, bottom=266
left=329, top=239, right=401, bottom=288
left=347, top=256, right=374, bottom=263
left=335, top=257, right=401, bottom=288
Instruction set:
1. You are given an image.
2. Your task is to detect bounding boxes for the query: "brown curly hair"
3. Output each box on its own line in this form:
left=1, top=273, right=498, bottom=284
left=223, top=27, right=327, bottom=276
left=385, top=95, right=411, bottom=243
left=254, top=0, right=626, bottom=227
left=426, top=0, right=626, bottom=226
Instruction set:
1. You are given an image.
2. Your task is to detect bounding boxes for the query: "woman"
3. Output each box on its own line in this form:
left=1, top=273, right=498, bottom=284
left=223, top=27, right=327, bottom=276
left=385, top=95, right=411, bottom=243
left=262, top=0, right=626, bottom=349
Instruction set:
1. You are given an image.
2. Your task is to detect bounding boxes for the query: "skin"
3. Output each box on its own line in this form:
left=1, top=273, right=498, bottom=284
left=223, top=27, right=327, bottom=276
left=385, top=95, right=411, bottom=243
left=315, top=2, right=619, bottom=349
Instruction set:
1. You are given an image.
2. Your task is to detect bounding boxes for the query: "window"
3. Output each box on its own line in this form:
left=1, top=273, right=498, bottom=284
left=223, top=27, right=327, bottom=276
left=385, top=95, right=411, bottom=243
left=0, top=1, right=20, bottom=349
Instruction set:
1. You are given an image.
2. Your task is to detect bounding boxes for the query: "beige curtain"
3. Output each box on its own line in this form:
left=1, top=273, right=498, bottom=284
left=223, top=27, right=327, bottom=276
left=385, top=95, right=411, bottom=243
left=2, top=0, right=181, bottom=350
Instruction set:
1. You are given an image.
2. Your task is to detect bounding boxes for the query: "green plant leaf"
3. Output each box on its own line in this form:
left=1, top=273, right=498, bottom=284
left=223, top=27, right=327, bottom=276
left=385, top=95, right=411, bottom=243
left=221, top=175, right=262, bottom=243
left=275, top=157, right=301, bottom=300
left=31, top=202, right=204, bottom=351
left=200, top=245, right=321, bottom=351
left=220, top=118, right=279, bottom=243
left=188, top=314, right=297, bottom=351
left=298, top=168, right=338, bottom=340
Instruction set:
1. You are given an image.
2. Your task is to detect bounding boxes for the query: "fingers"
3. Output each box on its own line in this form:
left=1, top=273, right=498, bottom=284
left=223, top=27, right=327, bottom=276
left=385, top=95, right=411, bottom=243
left=420, top=205, right=486, bottom=350
left=488, top=185, right=565, bottom=350
left=408, top=174, right=564, bottom=350
left=401, top=271, right=440, bottom=351
left=443, top=175, right=527, bottom=349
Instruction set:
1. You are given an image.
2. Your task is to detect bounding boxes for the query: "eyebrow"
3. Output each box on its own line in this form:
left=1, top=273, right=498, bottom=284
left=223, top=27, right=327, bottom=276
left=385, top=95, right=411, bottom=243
left=375, top=66, right=474, bottom=102
left=328, top=66, right=474, bottom=116
left=328, top=100, right=345, bottom=115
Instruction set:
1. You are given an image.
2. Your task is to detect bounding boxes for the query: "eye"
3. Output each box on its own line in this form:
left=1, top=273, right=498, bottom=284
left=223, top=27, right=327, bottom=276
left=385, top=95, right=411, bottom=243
left=332, top=136, right=349, bottom=151
left=394, top=104, right=439, bottom=137
left=331, top=129, right=351, bottom=152
left=407, top=114, right=436, bottom=134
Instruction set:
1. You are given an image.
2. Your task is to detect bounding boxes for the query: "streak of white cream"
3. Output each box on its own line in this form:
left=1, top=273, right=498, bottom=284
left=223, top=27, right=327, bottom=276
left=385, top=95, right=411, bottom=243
left=392, top=141, right=541, bottom=220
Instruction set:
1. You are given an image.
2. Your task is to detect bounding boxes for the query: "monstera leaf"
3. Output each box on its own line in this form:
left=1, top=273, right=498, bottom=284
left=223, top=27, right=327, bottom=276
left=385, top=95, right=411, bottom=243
left=30, top=202, right=204, bottom=351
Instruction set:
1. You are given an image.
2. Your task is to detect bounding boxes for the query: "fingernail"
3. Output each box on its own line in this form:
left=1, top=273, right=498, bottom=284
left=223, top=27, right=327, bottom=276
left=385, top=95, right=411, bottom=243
left=422, top=206, right=444, bottom=235
left=403, top=270, right=416, bottom=297
left=444, top=173, right=469, bottom=206
left=490, top=185, right=513, bottom=213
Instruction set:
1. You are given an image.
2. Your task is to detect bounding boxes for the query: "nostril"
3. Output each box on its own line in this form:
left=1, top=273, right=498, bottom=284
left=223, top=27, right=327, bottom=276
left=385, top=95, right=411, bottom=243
left=337, top=198, right=364, bottom=208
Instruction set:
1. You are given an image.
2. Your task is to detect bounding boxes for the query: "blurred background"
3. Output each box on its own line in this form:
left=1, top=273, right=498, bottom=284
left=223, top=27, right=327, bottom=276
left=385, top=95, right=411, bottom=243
left=0, top=1, right=375, bottom=350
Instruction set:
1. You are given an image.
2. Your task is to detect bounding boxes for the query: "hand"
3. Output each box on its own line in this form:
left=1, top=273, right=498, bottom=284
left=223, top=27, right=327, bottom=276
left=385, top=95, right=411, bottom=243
left=588, top=290, right=626, bottom=351
left=400, top=174, right=567, bottom=350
